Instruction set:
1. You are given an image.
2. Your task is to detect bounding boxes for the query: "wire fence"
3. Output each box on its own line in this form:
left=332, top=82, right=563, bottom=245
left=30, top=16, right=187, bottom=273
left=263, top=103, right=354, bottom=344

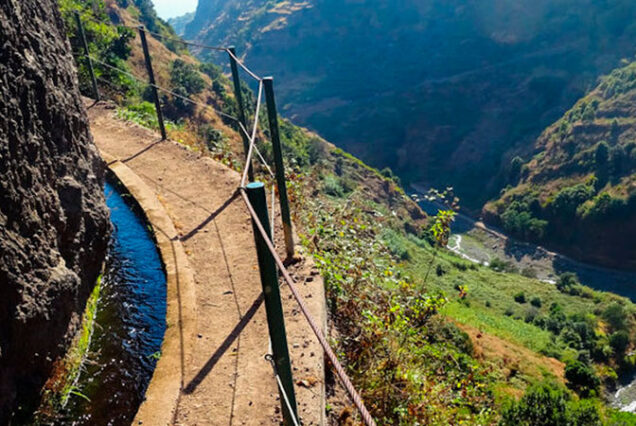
left=73, top=10, right=375, bottom=426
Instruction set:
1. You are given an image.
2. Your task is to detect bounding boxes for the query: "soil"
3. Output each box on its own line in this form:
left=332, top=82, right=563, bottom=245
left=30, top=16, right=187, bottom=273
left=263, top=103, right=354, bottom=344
left=86, top=100, right=326, bottom=425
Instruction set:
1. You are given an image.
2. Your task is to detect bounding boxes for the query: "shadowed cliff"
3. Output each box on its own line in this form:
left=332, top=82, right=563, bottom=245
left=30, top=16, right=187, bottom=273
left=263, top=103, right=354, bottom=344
left=0, top=0, right=110, bottom=421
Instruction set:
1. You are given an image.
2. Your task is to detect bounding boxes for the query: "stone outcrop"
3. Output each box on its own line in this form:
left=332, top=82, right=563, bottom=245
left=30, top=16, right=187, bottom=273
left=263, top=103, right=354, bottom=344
left=0, top=0, right=110, bottom=421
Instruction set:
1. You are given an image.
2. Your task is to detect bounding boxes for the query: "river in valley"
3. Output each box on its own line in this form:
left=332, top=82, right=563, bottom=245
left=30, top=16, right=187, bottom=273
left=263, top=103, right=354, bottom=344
left=411, top=185, right=636, bottom=412
left=61, top=181, right=167, bottom=424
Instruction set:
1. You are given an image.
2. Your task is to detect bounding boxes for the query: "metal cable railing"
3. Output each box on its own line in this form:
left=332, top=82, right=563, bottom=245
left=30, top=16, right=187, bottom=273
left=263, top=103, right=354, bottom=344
left=73, top=9, right=375, bottom=425
left=239, top=189, right=377, bottom=426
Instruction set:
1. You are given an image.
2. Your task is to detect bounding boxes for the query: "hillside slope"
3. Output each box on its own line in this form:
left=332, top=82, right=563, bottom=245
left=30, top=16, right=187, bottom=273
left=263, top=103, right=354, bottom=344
left=183, top=0, right=636, bottom=210
left=485, top=60, right=636, bottom=269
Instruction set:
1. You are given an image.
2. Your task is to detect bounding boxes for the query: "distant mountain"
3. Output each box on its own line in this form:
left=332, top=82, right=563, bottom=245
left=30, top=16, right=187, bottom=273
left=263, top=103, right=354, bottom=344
left=168, top=11, right=194, bottom=37
left=184, top=0, right=636, bottom=210
left=484, top=59, right=636, bottom=269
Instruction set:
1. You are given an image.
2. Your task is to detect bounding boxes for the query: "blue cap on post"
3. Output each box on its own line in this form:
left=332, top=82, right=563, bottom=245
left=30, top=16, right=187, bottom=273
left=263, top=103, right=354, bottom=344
left=246, top=182, right=264, bottom=190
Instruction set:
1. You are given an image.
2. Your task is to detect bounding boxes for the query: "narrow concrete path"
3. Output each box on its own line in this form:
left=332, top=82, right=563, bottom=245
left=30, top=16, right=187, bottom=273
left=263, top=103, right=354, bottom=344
left=87, top=101, right=326, bottom=425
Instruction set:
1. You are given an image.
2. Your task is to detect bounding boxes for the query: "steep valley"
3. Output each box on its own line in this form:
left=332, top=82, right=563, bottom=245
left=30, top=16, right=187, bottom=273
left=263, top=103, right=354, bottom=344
left=6, top=0, right=635, bottom=423
left=181, top=0, right=636, bottom=211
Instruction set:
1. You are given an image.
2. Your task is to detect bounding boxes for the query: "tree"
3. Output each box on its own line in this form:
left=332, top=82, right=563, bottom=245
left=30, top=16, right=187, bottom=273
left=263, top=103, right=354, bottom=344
left=509, top=156, right=524, bottom=182
left=550, top=184, right=594, bottom=218
left=610, top=145, right=626, bottom=176
left=595, top=141, right=609, bottom=166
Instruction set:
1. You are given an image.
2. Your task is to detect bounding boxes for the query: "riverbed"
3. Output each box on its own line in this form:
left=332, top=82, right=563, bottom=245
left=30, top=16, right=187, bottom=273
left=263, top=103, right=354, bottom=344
left=412, top=185, right=636, bottom=412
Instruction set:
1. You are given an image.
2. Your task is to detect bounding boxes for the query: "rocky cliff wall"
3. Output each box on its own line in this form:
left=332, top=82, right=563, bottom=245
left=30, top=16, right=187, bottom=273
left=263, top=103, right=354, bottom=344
left=0, top=0, right=110, bottom=421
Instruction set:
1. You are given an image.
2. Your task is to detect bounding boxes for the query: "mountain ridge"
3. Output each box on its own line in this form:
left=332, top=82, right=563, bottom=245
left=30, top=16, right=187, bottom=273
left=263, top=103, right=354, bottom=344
left=183, top=0, right=636, bottom=211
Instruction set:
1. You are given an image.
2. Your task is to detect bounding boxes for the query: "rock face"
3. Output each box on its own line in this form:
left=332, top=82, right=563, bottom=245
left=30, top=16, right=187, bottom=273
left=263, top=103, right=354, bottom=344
left=0, top=0, right=110, bottom=421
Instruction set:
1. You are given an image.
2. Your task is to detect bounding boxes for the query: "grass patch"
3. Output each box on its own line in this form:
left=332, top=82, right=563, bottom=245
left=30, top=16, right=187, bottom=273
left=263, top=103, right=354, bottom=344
left=36, top=276, right=101, bottom=419
left=441, top=301, right=553, bottom=353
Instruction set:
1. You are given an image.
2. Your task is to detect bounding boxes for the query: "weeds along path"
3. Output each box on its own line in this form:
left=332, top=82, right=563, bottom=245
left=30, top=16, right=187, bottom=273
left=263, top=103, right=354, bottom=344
left=86, top=100, right=326, bottom=425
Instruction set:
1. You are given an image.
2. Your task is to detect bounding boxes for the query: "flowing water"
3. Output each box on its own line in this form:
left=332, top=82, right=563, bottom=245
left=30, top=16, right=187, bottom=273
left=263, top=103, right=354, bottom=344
left=63, top=181, right=166, bottom=424
left=412, top=186, right=636, bottom=413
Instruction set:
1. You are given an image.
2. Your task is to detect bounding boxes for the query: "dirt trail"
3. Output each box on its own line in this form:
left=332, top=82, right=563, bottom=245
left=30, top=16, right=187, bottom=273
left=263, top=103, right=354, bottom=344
left=87, top=101, right=326, bottom=425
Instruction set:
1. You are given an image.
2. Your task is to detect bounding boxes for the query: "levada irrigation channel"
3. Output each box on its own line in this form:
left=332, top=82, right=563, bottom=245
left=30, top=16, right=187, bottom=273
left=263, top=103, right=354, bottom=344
left=64, top=180, right=166, bottom=424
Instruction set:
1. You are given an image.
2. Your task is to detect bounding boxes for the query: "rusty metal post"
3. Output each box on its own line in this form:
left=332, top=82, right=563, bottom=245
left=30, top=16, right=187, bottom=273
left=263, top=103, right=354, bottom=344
left=74, top=12, right=100, bottom=101
left=228, top=47, right=254, bottom=181
left=138, top=26, right=167, bottom=140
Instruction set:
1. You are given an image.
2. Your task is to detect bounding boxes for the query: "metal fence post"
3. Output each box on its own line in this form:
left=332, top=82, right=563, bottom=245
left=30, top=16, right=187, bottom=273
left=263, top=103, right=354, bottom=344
left=74, top=12, right=100, bottom=101
left=138, top=26, right=167, bottom=140
left=263, top=77, right=295, bottom=260
left=245, top=182, right=298, bottom=425
left=227, top=47, right=254, bottom=181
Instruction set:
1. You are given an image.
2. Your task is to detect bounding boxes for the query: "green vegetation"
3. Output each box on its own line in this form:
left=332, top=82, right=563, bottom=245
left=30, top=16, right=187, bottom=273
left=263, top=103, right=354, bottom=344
left=500, top=383, right=603, bottom=426
left=61, top=1, right=636, bottom=423
left=489, top=59, right=636, bottom=267
left=37, top=277, right=101, bottom=420
left=116, top=102, right=183, bottom=132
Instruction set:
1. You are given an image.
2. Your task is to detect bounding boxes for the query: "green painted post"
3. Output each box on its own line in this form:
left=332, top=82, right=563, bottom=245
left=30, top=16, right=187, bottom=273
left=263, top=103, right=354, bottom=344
left=138, top=26, right=167, bottom=140
left=246, top=182, right=298, bottom=425
left=74, top=12, right=100, bottom=101
left=228, top=47, right=254, bottom=181
left=263, top=77, right=295, bottom=260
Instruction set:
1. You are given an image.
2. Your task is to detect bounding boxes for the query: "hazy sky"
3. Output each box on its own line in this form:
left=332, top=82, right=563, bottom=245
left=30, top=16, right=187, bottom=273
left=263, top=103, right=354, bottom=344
left=151, top=0, right=197, bottom=19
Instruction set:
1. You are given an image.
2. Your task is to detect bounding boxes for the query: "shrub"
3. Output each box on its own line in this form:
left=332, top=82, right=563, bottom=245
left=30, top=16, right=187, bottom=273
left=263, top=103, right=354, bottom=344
left=530, top=296, right=542, bottom=308
left=509, top=156, right=524, bottom=182
left=521, top=267, right=537, bottom=279
left=489, top=257, right=515, bottom=273
left=603, top=302, right=627, bottom=331
left=556, top=273, right=578, bottom=293
left=609, top=330, right=630, bottom=356
left=435, top=264, right=447, bottom=276
left=170, top=59, right=205, bottom=95
left=549, top=184, right=595, bottom=218
left=322, top=174, right=345, bottom=197
left=499, top=383, right=601, bottom=426
left=501, top=201, right=548, bottom=240
left=514, top=292, right=527, bottom=304
left=595, top=141, right=609, bottom=166
left=564, top=360, right=600, bottom=396
left=381, top=229, right=410, bottom=261
left=380, top=167, right=402, bottom=186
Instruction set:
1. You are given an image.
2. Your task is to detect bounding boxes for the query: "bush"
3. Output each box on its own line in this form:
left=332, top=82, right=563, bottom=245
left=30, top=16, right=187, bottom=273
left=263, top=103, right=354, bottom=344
left=170, top=59, right=205, bottom=95
left=609, top=330, right=630, bottom=356
left=564, top=360, right=600, bottom=396
left=514, top=292, right=527, bottom=304
left=556, top=273, right=578, bottom=294
left=501, top=200, right=548, bottom=240
left=489, top=257, right=516, bottom=273
left=323, top=174, right=345, bottom=197
left=381, top=229, right=410, bottom=261
left=509, top=156, right=524, bottom=182
left=549, top=184, right=595, bottom=218
left=521, top=267, right=537, bottom=279
left=603, top=302, right=628, bottom=331
left=500, top=383, right=601, bottom=426
left=595, top=141, right=609, bottom=166
left=530, top=296, right=542, bottom=308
